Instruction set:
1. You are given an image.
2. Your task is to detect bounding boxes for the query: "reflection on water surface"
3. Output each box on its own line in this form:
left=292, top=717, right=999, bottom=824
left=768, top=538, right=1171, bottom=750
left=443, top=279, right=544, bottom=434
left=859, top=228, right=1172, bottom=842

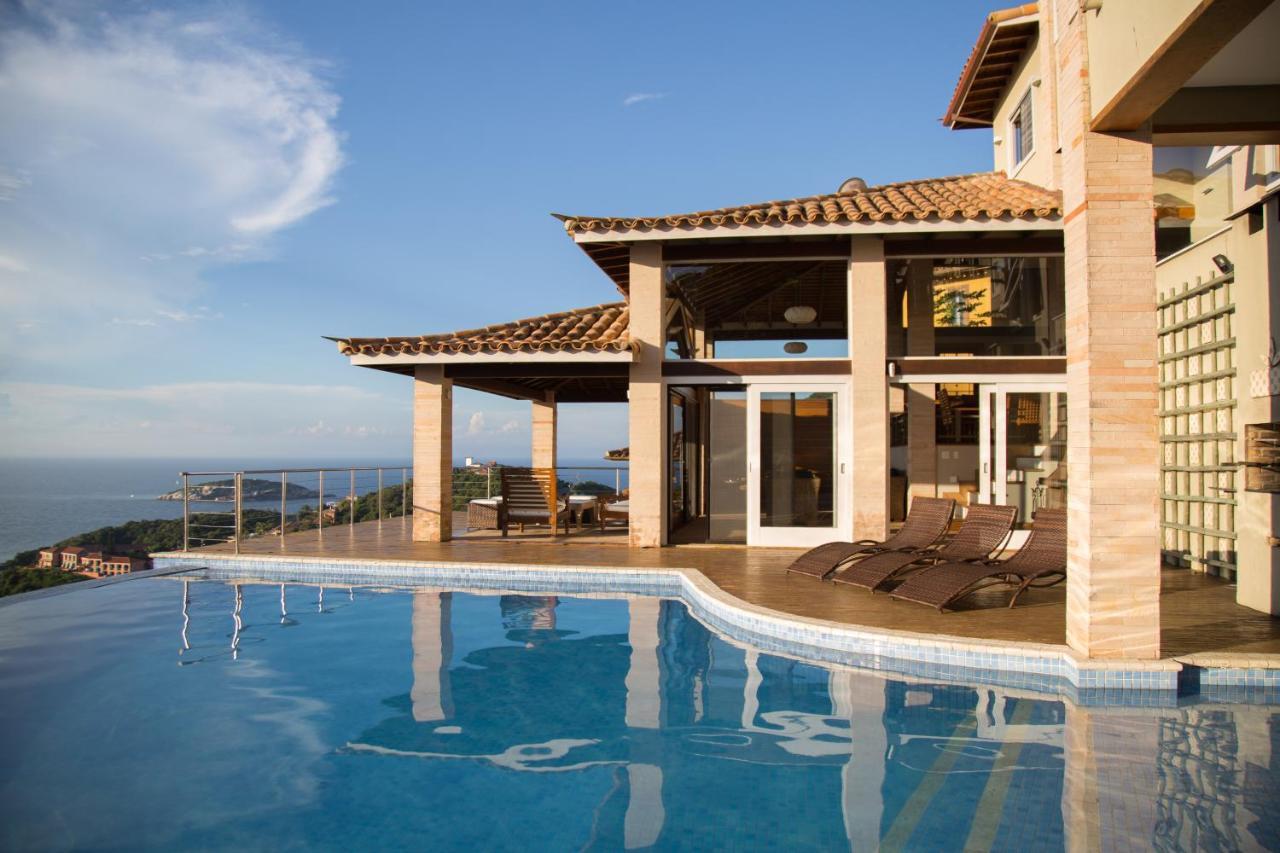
left=0, top=578, right=1275, bottom=851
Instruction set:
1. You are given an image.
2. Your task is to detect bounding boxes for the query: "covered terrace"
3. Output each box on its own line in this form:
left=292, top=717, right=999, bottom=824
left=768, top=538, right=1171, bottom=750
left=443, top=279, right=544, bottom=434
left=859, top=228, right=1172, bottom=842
left=336, top=303, right=633, bottom=542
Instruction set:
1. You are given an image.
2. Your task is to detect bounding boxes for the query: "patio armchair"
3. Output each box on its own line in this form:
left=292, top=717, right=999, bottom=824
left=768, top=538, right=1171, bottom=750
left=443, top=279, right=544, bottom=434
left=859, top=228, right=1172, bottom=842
left=498, top=468, right=571, bottom=536
left=786, top=497, right=956, bottom=580
left=888, top=508, right=1067, bottom=610
left=831, top=503, right=1018, bottom=591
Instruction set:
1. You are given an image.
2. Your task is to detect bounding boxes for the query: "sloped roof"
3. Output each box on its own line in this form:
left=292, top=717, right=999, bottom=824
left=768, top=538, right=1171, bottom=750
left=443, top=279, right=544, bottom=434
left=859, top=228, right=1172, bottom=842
left=556, top=171, right=1060, bottom=236
left=336, top=303, right=630, bottom=357
left=943, top=4, right=1040, bottom=129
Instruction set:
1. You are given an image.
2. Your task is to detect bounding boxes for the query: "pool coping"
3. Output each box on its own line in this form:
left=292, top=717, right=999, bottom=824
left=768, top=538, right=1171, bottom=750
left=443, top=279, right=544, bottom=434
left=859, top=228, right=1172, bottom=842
left=150, top=550, right=1280, bottom=702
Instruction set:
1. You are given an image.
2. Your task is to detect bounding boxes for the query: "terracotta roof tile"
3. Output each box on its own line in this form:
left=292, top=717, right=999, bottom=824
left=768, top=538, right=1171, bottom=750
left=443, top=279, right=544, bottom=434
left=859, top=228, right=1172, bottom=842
left=944, top=4, right=1039, bottom=129
left=337, top=303, right=630, bottom=358
left=557, top=171, right=1060, bottom=235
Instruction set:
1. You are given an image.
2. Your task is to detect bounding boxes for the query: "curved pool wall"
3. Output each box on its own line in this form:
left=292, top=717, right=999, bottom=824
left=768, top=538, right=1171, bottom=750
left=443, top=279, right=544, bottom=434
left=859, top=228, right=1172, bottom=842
left=152, top=553, right=1280, bottom=705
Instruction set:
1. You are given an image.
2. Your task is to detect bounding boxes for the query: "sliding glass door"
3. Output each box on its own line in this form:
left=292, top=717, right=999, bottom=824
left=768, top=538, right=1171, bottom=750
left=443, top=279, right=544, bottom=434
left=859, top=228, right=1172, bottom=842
left=979, top=383, right=1068, bottom=542
left=746, top=385, right=851, bottom=547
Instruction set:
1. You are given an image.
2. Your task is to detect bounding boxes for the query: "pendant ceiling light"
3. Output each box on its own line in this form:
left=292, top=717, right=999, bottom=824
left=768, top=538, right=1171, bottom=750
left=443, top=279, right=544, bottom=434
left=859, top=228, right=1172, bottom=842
left=783, top=305, right=817, bottom=325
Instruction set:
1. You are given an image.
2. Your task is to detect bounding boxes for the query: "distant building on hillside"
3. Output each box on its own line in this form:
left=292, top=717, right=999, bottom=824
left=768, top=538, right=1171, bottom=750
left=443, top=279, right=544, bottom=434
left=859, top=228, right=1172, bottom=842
left=101, top=555, right=150, bottom=576
left=37, top=548, right=62, bottom=569
left=59, top=547, right=87, bottom=570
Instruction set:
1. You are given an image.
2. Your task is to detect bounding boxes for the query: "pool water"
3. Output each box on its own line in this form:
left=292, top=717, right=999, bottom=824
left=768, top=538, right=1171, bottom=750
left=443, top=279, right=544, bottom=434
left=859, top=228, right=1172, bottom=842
left=0, top=576, right=1276, bottom=851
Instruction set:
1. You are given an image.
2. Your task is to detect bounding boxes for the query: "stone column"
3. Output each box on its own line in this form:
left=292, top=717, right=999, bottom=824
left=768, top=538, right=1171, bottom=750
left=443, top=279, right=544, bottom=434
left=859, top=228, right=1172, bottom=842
left=850, top=236, right=889, bottom=541
left=629, top=242, right=666, bottom=547
left=906, top=259, right=938, bottom=503
left=1051, top=0, right=1161, bottom=659
left=413, top=365, right=453, bottom=542
left=531, top=390, right=557, bottom=471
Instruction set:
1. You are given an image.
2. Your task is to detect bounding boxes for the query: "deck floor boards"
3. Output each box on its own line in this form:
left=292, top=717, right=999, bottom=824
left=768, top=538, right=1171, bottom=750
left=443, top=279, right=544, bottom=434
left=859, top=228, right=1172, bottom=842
left=189, top=518, right=1280, bottom=658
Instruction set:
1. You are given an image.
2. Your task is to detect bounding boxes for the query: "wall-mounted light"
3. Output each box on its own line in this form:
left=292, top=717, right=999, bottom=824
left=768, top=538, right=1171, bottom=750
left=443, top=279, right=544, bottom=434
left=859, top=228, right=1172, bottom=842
left=1212, top=254, right=1233, bottom=274
left=783, top=305, right=817, bottom=325
left=783, top=341, right=809, bottom=355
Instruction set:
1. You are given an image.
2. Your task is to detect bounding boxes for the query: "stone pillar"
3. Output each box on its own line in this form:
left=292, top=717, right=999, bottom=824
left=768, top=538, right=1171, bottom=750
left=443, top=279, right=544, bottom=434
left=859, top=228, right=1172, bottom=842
left=1052, top=0, right=1161, bottom=659
left=413, top=365, right=453, bottom=542
left=629, top=242, right=666, bottom=547
left=906, top=259, right=938, bottom=503
left=850, top=236, right=889, bottom=541
left=411, top=591, right=453, bottom=722
left=531, top=391, right=557, bottom=471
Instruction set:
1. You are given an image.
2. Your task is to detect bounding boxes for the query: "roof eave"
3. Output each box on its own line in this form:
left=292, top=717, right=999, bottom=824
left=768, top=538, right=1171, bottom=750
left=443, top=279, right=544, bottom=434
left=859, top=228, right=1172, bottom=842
left=943, top=4, right=1040, bottom=129
left=568, top=213, right=1063, bottom=244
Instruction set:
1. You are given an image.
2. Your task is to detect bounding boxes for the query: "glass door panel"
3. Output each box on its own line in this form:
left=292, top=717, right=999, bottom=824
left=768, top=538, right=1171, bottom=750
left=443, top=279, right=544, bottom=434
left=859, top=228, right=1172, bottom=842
left=669, top=392, right=687, bottom=532
left=708, top=389, right=747, bottom=543
left=1003, top=391, right=1068, bottom=528
left=747, top=385, right=850, bottom=547
left=977, top=383, right=1068, bottom=541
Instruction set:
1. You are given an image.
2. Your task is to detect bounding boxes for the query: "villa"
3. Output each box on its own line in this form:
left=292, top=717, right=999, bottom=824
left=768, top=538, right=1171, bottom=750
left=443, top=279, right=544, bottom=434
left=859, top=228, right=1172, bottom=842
left=7, top=4, right=1280, bottom=848
left=325, top=0, right=1280, bottom=665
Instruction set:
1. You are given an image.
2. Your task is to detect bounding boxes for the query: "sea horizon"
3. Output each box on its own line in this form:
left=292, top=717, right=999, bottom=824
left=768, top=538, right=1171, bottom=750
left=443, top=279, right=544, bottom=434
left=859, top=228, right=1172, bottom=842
left=0, top=455, right=626, bottom=562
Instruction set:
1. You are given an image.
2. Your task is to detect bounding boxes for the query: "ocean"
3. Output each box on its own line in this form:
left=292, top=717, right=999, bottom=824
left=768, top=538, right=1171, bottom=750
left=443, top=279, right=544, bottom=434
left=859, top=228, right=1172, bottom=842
left=0, top=457, right=626, bottom=563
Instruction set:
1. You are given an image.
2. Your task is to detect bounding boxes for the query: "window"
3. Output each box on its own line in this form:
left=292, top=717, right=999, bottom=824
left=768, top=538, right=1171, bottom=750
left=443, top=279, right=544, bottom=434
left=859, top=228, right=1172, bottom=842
left=887, top=256, right=1066, bottom=357
left=1010, top=89, right=1034, bottom=168
left=1154, top=146, right=1233, bottom=260
left=663, top=260, right=849, bottom=359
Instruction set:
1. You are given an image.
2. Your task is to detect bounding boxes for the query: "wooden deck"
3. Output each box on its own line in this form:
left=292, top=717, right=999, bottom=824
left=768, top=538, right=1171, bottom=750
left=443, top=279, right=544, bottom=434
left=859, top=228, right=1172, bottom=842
left=190, top=517, right=1280, bottom=659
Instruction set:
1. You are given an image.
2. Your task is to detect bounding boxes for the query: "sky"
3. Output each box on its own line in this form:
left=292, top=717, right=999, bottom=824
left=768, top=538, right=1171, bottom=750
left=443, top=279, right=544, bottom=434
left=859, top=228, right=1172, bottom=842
left=0, top=0, right=997, bottom=463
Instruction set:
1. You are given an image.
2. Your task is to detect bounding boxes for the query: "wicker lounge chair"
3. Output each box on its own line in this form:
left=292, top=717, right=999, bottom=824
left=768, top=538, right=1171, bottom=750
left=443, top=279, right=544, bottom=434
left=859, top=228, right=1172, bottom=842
left=831, top=503, right=1018, bottom=591
left=498, top=468, right=570, bottom=536
left=889, top=508, right=1067, bottom=610
left=786, top=497, right=955, bottom=579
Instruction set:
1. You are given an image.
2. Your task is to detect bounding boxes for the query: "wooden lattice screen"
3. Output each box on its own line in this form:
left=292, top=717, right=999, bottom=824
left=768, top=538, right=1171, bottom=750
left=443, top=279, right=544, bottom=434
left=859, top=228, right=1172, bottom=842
left=1157, top=272, right=1237, bottom=578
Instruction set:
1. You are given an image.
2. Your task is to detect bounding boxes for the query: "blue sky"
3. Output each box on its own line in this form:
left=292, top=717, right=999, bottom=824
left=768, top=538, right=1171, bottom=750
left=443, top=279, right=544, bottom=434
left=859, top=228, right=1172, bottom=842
left=0, top=0, right=997, bottom=462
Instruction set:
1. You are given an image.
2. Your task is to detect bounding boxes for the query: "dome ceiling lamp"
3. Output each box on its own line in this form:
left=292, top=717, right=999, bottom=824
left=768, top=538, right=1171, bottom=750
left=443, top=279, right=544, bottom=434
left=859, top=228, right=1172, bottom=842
left=783, top=304, right=816, bottom=355
left=783, top=304, right=817, bottom=325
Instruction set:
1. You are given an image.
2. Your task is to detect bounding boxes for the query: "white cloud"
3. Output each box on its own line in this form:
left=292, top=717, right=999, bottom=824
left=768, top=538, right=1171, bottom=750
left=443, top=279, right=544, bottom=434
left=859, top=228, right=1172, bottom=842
left=0, top=168, right=28, bottom=201
left=0, top=2, right=344, bottom=357
left=466, top=412, right=487, bottom=435
left=622, top=92, right=665, bottom=107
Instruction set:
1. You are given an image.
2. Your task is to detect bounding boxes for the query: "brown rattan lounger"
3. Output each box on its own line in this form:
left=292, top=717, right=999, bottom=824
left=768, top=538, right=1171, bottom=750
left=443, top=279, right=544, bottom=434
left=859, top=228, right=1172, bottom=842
left=785, top=497, right=956, bottom=580
left=831, top=503, right=1018, bottom=591
left=888, top=508, right=1067, bottom=610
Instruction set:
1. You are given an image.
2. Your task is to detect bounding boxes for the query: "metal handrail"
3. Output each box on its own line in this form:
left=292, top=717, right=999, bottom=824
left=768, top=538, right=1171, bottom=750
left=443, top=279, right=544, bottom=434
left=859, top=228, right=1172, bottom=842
left=177, top=462, right=628, bottom=551
left=179, top=464, right=412, bottom=552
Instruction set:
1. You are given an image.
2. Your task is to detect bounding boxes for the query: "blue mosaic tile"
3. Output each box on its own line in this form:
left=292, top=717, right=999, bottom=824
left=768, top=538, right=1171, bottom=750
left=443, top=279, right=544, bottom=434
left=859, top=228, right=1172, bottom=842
left=151, top=553, right=1258, bottom=705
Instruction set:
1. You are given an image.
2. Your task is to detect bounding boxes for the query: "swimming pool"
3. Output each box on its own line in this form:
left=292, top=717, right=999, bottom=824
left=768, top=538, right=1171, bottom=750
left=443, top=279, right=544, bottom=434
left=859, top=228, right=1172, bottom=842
left=0, top=574, right=1276, bottom=851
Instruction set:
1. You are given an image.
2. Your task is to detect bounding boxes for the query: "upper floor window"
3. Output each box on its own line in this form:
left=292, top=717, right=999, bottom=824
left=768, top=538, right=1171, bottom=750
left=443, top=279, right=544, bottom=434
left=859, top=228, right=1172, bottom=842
left=887, top=256, right=1066, bottom=358
left=1010, top=90, right=1034, bottom=169
left=664, top=260, right=848, bottom=359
